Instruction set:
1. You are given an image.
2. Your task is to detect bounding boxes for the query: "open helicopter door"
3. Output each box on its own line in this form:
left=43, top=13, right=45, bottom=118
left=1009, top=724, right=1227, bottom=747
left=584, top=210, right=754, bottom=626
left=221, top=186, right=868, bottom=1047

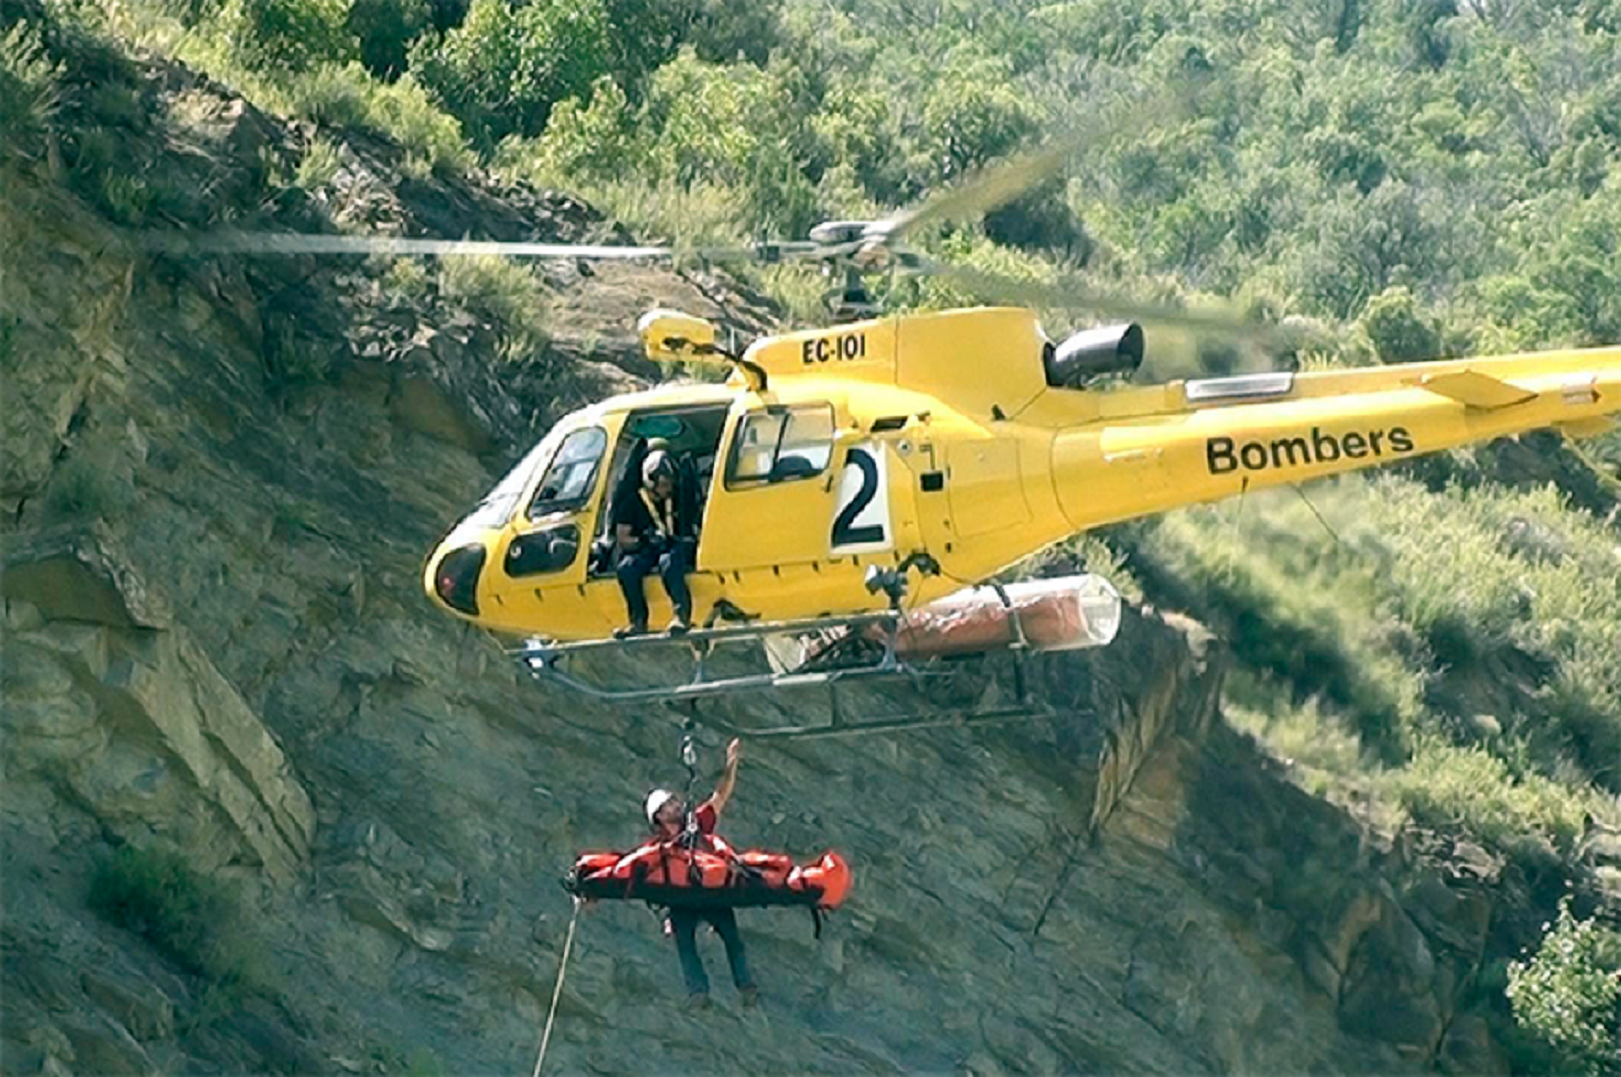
left=576, top=404, right=733, bottom=626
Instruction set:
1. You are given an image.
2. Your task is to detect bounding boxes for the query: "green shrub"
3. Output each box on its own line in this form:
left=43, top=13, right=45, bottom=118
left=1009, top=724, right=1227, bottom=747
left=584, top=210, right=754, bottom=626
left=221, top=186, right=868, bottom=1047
left=293, top=134, right=341, bottom=188
left=499, top=170, right=748, bottom=252
left=1224, top=671, right=1368, bottom=783
left=1118, top=497, right=1425, bottom=759
left=1366, top=479, right=1621, bottom=782
left=1386, top=738, right=1593, bottom=860
left=524, top=75, right=637, bottom=184
left=1361, top=285, right=1441, bottom=363
left=674, top=0, right=781, bottom=66
left=263, top=60, right=368, bottom=127
left=277, top=63, right=472, bottom=176
left=364, top=72, right=472, bottom=176
left=634, top=49, right=816, bottom=233
left=380, top=255, right=433, bottom=306
left=1508, top=897, right=1621, bottom=1075
left=918, top=51, right=1041, bottom=181
left=88, top=844, right=264, bottom=987
left=346, top=0, right=430, bottom=78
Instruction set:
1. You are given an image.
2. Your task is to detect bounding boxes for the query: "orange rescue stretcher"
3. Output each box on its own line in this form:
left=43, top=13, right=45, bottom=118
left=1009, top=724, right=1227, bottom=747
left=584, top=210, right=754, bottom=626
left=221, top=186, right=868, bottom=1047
left=567, top=840, right=852, bottom=912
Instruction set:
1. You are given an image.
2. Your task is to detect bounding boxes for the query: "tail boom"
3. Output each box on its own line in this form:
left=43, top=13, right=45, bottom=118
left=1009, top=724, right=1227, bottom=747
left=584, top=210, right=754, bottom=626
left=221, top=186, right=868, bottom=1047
left=1053, top=360, right=1621, bottom=531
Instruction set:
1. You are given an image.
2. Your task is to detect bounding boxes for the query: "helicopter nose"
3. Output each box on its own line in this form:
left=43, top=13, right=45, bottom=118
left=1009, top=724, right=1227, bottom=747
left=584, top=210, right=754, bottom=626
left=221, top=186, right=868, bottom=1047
left=431, top=544, right=486, bottom=616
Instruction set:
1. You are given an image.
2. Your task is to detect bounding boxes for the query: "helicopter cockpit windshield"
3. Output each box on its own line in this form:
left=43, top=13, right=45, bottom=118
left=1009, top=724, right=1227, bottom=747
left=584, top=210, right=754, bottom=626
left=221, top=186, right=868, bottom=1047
left=460, top=431, right=562, bottom=529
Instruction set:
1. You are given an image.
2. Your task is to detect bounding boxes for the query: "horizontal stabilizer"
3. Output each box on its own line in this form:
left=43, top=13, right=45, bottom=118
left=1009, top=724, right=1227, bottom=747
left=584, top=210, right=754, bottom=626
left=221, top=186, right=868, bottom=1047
left=1418, top=370, right=1536, bottom=410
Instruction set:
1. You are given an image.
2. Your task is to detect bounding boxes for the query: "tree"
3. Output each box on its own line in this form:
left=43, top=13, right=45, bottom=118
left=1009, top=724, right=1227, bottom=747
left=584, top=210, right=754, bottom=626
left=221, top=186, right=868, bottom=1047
left=530, top=75, right=636, bottom=181
left=1361, top=285, right=1441, bottom=362
left=411, top=0, right=612, bottom=148
left=347, top=0, right=431, bottom=79
left=1507, top=898, right=1621, bottom=1076
left=918, top=52, right=1041, bottom=181
left=216, top=0, right=357, bottom=71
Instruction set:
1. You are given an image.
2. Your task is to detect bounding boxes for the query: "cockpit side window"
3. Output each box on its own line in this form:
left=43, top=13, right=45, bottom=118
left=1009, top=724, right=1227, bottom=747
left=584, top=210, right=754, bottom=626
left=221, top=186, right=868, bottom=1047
left=528, top=426, right=608, bottom=518
left=725, top=404, right=835, bottom=486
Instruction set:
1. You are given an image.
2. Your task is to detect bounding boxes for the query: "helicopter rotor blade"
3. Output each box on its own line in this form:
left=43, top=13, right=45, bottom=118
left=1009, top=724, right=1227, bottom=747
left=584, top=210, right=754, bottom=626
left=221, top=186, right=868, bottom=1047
left=864, top=90, right=1177, bottom=249
left=141, top=231, right=678, bottom=260
left=140, top=230, right=840, bottom=266
left=919, top=258, right=1294, bottom=346
left=863, top=140, right=1078, bottom=247
left=694, top=240, right=832, bottom=265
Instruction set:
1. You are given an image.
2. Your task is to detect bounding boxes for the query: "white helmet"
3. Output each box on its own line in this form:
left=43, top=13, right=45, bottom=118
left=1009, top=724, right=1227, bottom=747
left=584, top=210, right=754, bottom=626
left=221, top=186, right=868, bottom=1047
left=642, top=450, right=676, bottom=487
left=644, top=788, right=677, bottom=826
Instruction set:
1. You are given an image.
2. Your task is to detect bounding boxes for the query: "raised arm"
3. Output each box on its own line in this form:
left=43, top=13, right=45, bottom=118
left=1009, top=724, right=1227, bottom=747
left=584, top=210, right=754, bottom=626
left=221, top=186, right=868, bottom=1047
left=708, top=738, right=741, bottom=817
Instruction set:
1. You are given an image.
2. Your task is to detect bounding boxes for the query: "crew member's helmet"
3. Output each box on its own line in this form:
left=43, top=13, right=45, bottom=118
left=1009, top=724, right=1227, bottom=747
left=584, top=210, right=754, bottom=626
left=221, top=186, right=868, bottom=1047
left=645, top=788, right=678, bottom=826
left=642, top=450, right=676, bottom=488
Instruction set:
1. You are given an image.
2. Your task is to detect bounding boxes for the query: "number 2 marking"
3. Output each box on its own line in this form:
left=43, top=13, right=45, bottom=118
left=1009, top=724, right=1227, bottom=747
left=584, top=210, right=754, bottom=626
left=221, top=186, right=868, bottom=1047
left=830, top=444, right=891, bottom=554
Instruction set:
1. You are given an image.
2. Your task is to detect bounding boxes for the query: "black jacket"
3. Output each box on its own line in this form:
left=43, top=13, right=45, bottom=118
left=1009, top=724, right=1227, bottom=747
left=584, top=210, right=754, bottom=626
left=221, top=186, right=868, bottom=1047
left=609, top=466, right=698, bottom=542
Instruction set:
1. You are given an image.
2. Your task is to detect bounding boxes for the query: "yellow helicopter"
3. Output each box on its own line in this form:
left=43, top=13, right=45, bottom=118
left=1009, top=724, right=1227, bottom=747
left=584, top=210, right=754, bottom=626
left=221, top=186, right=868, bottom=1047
left=178, top=147, right=1621, bottom=713
left=423, top=295, right=1619, bottom=678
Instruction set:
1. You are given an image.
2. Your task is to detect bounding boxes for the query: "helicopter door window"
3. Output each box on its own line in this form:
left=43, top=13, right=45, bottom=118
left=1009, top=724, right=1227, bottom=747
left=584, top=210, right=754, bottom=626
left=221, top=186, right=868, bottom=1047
left=775, top=406, right=834, bottom=478
left=729, top=412, right=787, bottom=483
left=527, top=426, right=608, bottom=518
left=726, top=404, right=834, bottom=486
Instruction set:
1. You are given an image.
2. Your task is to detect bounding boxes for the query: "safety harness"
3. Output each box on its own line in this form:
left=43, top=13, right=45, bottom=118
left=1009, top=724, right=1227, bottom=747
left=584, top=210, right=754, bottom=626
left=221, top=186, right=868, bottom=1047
left=638, top=487, right=678, bottom=541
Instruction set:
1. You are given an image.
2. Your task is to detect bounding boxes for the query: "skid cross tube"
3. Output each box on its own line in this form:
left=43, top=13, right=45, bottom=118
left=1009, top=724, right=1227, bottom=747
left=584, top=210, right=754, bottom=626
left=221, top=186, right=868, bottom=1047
left=520, top=612, right=902, bottom=658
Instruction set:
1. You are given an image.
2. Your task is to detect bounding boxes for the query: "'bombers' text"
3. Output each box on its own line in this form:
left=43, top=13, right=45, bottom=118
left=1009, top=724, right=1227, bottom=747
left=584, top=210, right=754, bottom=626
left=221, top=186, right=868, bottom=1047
left=1206, top=426, right=1415, bottom=474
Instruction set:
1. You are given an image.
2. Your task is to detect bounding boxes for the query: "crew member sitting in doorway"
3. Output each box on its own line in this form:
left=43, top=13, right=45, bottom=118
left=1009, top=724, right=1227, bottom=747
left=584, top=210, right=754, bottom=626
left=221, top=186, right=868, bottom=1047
left=610, top=448, right=695, bottom=637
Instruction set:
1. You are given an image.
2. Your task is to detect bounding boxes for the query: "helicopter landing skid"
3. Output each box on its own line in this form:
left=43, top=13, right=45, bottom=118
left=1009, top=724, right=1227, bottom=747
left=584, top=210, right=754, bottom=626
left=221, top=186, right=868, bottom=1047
left=693, top=697, right=1055, bottom=741
left=512, top=611, right=915, bottom=705
left=512, top=610, right=1058, bottom=740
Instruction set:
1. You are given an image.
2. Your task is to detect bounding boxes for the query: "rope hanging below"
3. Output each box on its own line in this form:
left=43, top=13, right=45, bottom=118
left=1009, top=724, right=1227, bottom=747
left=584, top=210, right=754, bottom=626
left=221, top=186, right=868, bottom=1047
left=529, top=897, right=582, bottom=1077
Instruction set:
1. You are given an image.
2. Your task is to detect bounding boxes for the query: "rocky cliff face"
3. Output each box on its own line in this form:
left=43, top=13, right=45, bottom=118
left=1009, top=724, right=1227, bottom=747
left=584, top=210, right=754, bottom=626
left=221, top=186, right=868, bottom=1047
left=0, top=38, right=1533, bottom=1076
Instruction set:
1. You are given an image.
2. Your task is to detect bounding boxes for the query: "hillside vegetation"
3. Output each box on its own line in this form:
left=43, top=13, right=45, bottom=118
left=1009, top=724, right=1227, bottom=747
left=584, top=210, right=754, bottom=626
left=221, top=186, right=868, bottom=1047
left=6, top=0, right=1621, bottom=1068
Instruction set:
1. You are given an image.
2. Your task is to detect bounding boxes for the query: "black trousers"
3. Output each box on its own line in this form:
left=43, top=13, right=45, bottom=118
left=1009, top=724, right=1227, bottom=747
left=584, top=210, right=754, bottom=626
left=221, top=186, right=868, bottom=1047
left=669, top=907, right=752, bottom=996
left=616, top=541, right=692, bottom=626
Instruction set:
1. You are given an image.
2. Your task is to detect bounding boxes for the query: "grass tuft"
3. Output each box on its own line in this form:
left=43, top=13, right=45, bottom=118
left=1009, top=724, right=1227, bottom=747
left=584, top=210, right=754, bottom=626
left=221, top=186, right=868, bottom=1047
left=437, top=254, right=550, bottom=362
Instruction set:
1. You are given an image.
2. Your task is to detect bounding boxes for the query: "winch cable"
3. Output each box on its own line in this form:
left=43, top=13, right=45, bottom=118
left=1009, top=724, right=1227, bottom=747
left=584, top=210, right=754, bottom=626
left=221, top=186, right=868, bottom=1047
left=528, top=896, right=582, bottom=1077
left=678, top=710, right=701, bottom=849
